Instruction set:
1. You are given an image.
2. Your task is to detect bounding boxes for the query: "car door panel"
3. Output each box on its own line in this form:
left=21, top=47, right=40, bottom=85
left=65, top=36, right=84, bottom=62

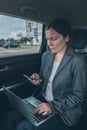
left=0, top=53, right=42, bottom=113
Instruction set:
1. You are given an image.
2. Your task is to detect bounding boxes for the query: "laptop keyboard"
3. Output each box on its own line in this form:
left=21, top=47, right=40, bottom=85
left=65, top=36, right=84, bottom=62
left=25, top=101, right=49, bottom=123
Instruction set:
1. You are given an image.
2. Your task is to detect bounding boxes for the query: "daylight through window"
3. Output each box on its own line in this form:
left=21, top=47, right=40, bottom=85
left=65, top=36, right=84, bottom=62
left=0, top=14, right=43, bottom=57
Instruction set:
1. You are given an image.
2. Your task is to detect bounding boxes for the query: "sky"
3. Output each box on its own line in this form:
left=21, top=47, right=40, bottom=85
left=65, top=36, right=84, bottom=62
left=0, top=14, right=26, bottom=39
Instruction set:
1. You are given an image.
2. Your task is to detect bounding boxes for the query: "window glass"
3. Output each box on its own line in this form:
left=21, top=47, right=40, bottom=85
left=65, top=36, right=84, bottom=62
left=0, top=14, right=43, bottom=57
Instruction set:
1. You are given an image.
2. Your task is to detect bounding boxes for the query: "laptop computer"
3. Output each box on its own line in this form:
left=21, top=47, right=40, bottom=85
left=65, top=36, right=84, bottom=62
left=2, top=86, right=52, bottom=127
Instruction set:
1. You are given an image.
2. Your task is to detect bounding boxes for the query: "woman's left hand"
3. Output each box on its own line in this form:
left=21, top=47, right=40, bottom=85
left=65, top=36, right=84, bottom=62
left=34, top=103, right=52, bottom=116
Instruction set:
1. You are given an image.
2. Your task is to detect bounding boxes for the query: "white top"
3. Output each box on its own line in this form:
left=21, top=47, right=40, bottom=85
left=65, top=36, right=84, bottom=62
left=43, top=60, right=61, bottom=102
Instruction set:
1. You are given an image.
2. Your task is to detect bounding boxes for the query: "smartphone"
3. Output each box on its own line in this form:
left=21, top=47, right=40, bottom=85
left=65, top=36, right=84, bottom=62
left=23, top=74, right=31, bottom=80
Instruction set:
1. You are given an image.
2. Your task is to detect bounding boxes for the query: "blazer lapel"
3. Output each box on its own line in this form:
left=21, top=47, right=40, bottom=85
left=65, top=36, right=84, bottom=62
left=46, top=53, right=55, bottom=79
left=55, top=46, right=74, bottom=77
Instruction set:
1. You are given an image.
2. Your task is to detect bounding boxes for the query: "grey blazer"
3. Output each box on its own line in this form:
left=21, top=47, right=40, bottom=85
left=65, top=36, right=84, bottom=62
left=39, top=45, right=87, bottom=126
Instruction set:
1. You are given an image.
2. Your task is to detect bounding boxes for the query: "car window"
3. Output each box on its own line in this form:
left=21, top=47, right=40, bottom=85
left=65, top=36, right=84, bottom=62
left=0, top=14, right=43, bottom=57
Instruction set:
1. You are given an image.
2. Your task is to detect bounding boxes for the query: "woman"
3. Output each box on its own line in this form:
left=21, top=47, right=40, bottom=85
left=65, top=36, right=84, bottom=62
left=3, top=18, right=87, bottom=130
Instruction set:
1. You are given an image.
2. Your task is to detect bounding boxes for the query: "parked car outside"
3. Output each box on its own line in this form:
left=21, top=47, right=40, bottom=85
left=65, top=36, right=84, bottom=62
left=2, top=41, right=20, bottom=48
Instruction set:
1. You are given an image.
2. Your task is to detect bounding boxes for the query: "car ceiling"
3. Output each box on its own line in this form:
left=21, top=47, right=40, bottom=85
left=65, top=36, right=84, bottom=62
left=0, top=0, right=87, bottom=29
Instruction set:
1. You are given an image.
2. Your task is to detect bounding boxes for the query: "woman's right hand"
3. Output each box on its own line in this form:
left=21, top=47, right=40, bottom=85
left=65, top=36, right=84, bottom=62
left=28, top=73, right=42, bottom=85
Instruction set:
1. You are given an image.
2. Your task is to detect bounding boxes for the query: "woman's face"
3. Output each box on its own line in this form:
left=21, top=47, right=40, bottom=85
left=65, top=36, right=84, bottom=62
left=46, top=28, right=69, bottom=53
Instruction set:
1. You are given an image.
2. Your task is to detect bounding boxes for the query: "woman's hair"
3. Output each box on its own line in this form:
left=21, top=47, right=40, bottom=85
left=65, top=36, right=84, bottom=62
left=46, top=18, right=72, bottom=40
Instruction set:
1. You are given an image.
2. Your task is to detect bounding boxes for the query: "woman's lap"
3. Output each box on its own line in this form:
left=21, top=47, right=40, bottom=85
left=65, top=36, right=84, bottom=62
left=2, top=109, right=72, bottom=130
left=16, top=114, right=71, bottom=130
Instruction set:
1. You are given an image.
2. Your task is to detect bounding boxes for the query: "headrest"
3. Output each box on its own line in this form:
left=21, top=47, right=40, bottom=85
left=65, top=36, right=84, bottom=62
left=71, top=30, right=87, bottom=49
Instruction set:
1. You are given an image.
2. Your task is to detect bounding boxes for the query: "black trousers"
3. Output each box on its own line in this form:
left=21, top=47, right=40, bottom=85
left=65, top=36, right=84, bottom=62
left=2, top=110, right=72, bottom=130
left=16, top=114, right=72, bottom=130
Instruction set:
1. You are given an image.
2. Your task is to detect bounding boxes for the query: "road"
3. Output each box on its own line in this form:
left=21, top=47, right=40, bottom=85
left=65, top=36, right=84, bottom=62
left=0, top=46, right=40, bottom=57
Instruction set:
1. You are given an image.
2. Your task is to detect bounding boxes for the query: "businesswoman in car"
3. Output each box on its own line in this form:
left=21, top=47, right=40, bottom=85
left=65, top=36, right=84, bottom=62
left=3, top=18, right=86, bottom=130
left=15, top=18, right=87, bottom=130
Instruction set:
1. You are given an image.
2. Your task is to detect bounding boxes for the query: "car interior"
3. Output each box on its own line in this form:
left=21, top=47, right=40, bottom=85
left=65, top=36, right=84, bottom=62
left=0, top=0, right=87, bottom=130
